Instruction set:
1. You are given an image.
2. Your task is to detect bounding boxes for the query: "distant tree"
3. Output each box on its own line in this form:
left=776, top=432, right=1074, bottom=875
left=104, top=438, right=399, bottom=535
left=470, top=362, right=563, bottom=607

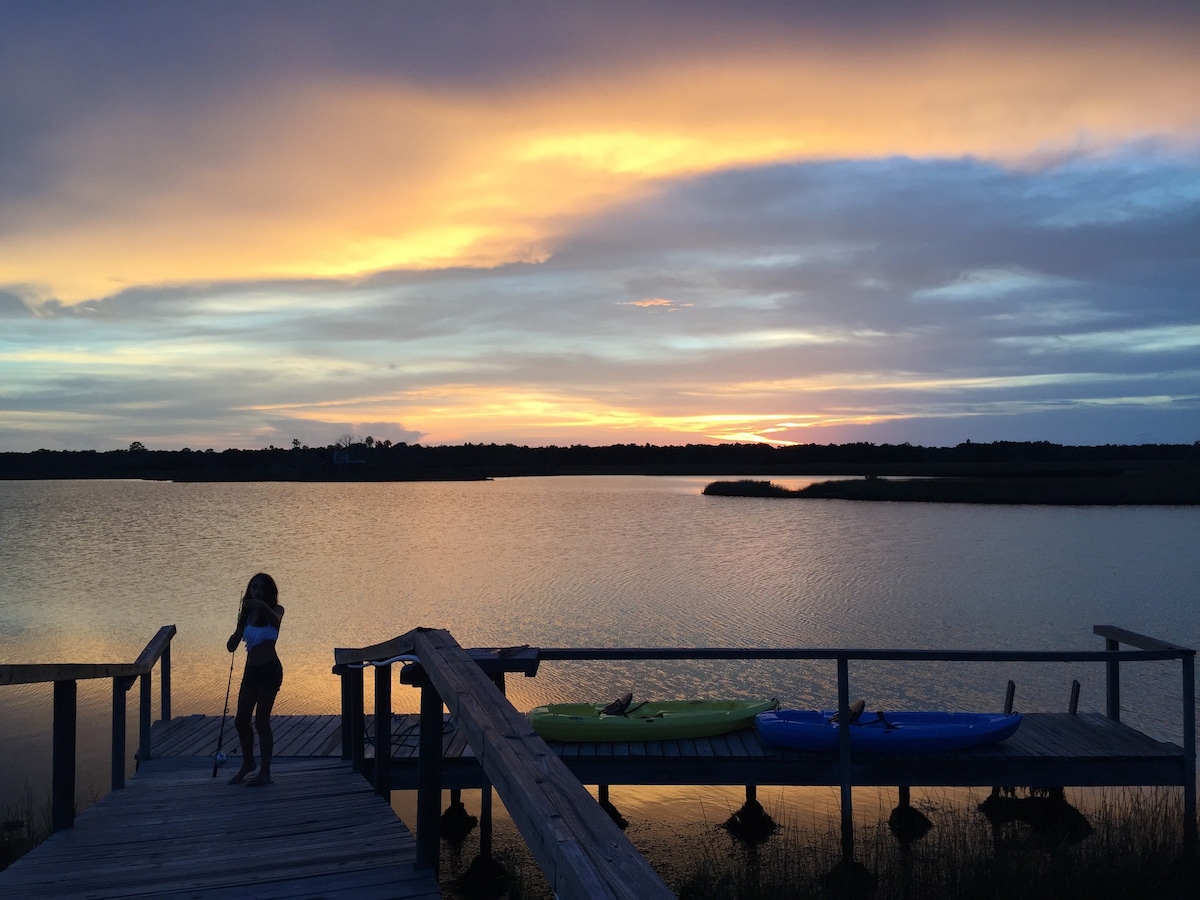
left=129, top=441, right=146, bottom=452
left=292, top=438, right=301, bottom=450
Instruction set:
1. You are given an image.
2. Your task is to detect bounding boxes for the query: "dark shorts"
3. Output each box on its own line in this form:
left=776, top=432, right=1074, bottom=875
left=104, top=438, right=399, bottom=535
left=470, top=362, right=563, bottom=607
left=242, top=658, right=283, bottom=692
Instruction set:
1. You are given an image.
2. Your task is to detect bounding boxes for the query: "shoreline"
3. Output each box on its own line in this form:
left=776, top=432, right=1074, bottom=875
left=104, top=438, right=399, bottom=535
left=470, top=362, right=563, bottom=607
left=704, top=468, right=1200, bottom=505
left=4, top=439, right=1197, bottom=483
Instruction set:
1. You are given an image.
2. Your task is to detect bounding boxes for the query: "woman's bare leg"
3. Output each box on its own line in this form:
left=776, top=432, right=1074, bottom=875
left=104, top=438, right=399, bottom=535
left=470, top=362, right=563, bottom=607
left=228, top=679, right=258, bottom=783
left=247, top=686, right=278, bottom=784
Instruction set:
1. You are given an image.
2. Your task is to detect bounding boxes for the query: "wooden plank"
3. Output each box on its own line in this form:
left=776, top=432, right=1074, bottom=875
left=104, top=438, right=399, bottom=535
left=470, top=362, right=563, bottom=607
left=444, top=719, right=472, bottom=758
left=294, top=716, right=343, bottom=757
left=0, top=756, right=440, bottom=900
left=275, top=714, right=322, bottom=755
left=389, top=714, right=421, bottom=760
left=708, top=733, right=733, bottom=757
left=150, top=715, right=208, bottom=756
left=412, top=628, right=674, bottom=900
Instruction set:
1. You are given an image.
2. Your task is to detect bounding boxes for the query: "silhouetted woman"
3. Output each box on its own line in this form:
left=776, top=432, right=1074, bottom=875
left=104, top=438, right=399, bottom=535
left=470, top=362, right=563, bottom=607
left=226, top=572, right=285, bottom=785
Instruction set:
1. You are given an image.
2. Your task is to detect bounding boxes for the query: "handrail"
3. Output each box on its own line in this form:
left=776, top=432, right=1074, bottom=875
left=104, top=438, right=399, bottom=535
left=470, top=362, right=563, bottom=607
left=338, top=623, right=1196, bottom=875
left=538, top=646, right=1185, bottom=662
left=0, top=625, right=176, bottom=686
left=335, top=628, right=673, bottom=900
left=539, top=627, right=1195, bottom=858
left=1094, top=624, right=1193, bottom=653
left=0, top=625, right=177, bottom=832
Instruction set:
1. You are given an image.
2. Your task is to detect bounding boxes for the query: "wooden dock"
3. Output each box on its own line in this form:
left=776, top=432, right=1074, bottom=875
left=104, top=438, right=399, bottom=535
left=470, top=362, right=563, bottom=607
left=0, top=756, right=441, bottom=900
left=150, top=709, right=1188, bottom=793
left=2, top=707, right=1189, bottom=898
left=2, top=622, right=1194, bottom=898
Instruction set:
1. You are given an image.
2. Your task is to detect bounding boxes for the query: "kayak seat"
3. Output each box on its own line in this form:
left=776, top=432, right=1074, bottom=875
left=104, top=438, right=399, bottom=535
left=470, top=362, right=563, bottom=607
left=601, top=692, right=634, bottom=716
left=856, top=710, right=899, bottom=729
left=829, top=698, right=866, bottom=725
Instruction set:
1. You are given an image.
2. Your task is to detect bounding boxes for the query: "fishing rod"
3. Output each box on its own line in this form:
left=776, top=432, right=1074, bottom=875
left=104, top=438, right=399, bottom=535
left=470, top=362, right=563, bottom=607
left=212, top=590, right=244, bottom=777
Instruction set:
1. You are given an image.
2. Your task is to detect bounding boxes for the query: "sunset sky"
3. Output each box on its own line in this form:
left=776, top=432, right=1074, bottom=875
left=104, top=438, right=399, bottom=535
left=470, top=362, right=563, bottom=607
left=2, top=1, right=1198, bottom=451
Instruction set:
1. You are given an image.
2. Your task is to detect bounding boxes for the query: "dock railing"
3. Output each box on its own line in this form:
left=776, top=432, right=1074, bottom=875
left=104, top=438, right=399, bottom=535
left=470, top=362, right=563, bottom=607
left=335, top=627, right=674, bottom=900
left=537, top=624, right=1196, bottom=857
left=0, top=624, right=177, bottom=831
left=338, top=623, right=1196, bottom=876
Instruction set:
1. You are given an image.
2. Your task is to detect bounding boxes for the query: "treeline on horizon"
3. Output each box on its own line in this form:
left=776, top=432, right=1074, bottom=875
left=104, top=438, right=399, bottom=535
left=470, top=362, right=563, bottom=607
left=1, top=439, right=1198, bottom=481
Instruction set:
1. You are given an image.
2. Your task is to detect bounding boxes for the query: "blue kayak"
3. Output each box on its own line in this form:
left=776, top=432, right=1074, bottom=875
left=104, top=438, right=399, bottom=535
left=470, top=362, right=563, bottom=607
left=756, top=707, right=1023, bottom=754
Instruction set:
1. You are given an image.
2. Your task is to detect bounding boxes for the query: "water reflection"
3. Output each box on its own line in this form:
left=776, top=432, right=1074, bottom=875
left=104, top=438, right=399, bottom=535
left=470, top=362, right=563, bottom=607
left=2, top=476, right=1197, bottom=816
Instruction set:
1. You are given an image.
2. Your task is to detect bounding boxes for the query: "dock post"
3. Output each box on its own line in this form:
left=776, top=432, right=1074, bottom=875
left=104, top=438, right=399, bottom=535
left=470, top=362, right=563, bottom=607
left=479, top=671, right=505, bottom=861
left=338, top=667, right=352, bottom=759
left=836, top=656, right=854, bottom=863
left=597, top=784, right=627, bottom=828
left=111, top=676, right=135, bottom=790
left=349, top=667, right=365, bottom=773
left=1183, top=652, right=1196, bottom=855
left=374, top=663, right=392, bottom=797
left=161, top=642, right=171, bottom=721
left=138, top=671, right=152, bottom=763
left=52, top=679, right=77, bottom=832
left=479, top=780, right=493, bottom=859
left=416, top=681, right=444, bottom=872
left=1104, top=635, right=1121, bottom=721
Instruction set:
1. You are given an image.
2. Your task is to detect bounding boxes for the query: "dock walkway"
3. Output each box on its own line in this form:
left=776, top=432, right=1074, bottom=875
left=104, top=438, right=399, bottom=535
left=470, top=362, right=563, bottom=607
left=0, top=756, right=441, bottom=900
left=151, top=709, right=1188, bottom=792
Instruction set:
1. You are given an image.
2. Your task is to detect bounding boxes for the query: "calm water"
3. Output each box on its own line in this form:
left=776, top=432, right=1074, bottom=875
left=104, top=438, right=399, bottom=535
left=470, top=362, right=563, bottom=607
left=2, top=475, right=1198, bottom=819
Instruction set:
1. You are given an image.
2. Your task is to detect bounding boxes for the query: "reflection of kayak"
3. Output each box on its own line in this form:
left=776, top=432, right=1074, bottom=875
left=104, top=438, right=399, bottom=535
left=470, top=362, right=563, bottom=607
left=756, top=708, right=1023, bottom=754
left=530, top=697, right=779, bottom=742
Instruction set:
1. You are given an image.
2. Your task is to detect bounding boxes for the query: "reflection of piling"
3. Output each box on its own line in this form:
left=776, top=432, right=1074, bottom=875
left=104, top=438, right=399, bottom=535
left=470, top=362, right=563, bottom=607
left=821, top=857, right=878, bottom=900
left=979, top=787, right=1093, bottom=852
left=722, top=785, right=777, bottom=843
left=453, top=853, right=508, bottom=900
left=888, top=785, right=932, bottom=844
left=982, top=678, right=1092, bottom=852
left=440, top=788, right=478, bottom=843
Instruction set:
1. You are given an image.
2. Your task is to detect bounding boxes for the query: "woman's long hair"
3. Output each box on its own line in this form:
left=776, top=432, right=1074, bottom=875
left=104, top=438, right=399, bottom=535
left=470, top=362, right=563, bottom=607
left=243, top=572, right=279, bottom=606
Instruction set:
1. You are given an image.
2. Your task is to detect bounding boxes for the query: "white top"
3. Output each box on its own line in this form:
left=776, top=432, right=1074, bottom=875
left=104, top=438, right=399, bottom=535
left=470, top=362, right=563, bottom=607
left=242, top=623, right=279, bottom=651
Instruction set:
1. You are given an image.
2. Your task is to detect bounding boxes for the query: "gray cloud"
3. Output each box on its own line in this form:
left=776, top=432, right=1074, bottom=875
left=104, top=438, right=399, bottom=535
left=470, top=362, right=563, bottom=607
left=3, top=3, right=1199, bottom=450
left=15, top=154, right=1199, bottom=448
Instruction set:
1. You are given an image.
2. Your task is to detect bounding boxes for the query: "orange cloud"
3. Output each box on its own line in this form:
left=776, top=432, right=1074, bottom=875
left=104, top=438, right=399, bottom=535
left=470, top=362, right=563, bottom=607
left=621, top=298, right=693, bottom=309
left=3, top=20, right=1198, bottom=305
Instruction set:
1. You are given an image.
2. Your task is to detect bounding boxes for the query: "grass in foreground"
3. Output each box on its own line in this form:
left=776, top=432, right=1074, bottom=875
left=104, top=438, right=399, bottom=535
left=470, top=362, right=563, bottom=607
left=439, top=787, right=1196, bottom=899
left=0, top=790, right=50, bottom=873
left=674, top=788, right=1197, bottom=900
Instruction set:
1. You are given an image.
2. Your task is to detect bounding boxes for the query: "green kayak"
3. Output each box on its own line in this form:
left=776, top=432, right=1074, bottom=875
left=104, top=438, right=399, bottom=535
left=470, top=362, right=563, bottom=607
left=529, top=696, right=779, bottom=742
